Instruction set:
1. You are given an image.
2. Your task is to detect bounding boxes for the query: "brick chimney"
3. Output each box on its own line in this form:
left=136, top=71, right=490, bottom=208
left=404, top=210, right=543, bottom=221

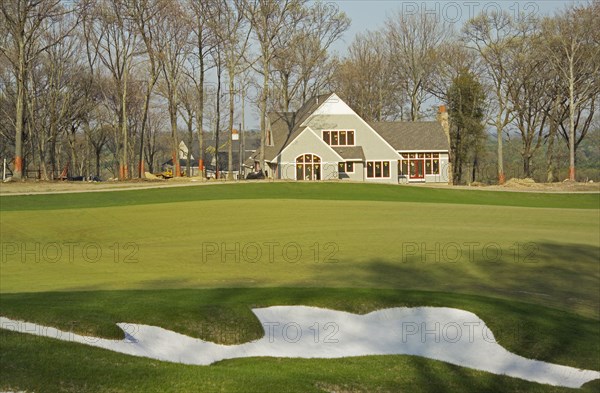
left=436, top=105, right=453, bottom=185
left=437, top=105, right=450, bottom=142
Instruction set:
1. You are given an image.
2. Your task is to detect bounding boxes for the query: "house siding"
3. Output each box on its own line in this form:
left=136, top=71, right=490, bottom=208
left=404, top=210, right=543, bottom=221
left=339, top=162, right=364, bottom=181
left=258, top=94, right=450, bottom=184
left=304, top=114, right=400, bottom=184
left=273, top=128, right=341, bottom=181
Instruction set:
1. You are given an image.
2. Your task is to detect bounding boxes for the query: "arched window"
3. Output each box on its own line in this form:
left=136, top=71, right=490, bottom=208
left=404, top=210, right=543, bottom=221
left=296, top=154, right=321, bottom=181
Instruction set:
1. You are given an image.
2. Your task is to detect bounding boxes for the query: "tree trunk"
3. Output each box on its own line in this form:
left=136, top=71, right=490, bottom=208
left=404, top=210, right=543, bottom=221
left=523, top=154, right=531, bottom=178
left=169, top=87, right=180, bottom=178
left=496, top=115, right=505, bottom=185
left=14, top=39, right=26, bottom=180
left=259, top=52, right=269, bottom=172
left=186, top=116, right=193, bottom=177
left=196, top=30, right=205, bottom=179
left=546, top=96, right=560, bottom=183
left=215, top=62, right=222, bottom=179
left=138, top=80, right=153, bottom=178
left=568, top=56, right=576, bottom=181
left=95, top=147, right=101, bottom=177
left=121, top=81, right=129, bottom=180
left=227, top=67, right=235, bottom=180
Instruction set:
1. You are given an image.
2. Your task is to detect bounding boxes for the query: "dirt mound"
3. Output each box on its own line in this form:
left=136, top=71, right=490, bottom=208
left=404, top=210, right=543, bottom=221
left=504, top=178, right=536, bottom=187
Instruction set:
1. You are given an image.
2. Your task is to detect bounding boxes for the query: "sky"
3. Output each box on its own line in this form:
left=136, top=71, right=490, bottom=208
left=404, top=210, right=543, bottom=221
left=242, top=1, right=575, bottom=129
left=330, top=0, right=572, bottom=52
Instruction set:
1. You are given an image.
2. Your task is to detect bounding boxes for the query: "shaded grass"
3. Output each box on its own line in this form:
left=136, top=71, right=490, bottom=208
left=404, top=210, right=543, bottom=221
left=0, top=288, right=599, bottom=393
left=1, top=182, right=599, bottom=211
left=1, top=288, right=598, bottom=370
left=4, top=335, right=598, bottom=393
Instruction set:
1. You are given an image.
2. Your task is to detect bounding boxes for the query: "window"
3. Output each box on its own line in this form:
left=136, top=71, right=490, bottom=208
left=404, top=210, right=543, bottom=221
left=400, top=160, right=408, bottom=175
left=339, top=162, right=354, bottom=173
left=322, top=130, right=355, bottom=146
left=296, top=154, right=321, bottom=181
left=401, top=152, right=441, bottom=177
left=367, top=161, right=390, bottom=178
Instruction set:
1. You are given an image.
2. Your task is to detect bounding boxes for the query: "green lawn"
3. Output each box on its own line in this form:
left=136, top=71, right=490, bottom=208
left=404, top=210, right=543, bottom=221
left=0, top=183, right=599, bottom=392
left=1, top=181, right=599, bottom=210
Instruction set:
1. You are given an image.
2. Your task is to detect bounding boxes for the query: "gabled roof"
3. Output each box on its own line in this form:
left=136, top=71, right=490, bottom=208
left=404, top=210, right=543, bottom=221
left=370, top=121, right=449, bottom=151
left=250, top=94, right=334, bottom=163
left=250, top=94, right=449, bottom=164
left=332, top=146, right=365, bottom=161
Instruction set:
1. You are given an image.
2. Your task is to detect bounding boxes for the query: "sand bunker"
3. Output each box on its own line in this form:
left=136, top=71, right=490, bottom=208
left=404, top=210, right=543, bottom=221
left=1, top=306, right=598, bottom=388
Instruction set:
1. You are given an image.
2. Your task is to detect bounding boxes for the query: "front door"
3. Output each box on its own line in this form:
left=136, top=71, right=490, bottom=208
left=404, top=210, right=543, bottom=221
left=410, top=159, right=425, bottom=179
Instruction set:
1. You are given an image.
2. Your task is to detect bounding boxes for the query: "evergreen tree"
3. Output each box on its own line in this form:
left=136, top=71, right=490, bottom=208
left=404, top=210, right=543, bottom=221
left=447, top=68, right=486, bottom=184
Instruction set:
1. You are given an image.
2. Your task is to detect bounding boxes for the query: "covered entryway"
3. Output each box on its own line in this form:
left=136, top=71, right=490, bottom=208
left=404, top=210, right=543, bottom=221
left=296, top=154, right=321, bottom=180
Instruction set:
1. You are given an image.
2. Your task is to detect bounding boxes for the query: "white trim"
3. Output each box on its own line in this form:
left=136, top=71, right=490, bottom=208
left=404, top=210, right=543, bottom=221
left=269, top=126, right=345, bottom=163
left=301, top=93, right=400, bottom=159
left=398, top=150, right=448, bottom=153
left=321, top=129, right=356, bottom=147
left=300, top=93, right=335, bottom=127
left=365, top=160, right=392, bottom=179
left=339, top=161, right=355, bottom=174
left=303, top=93, right=354, bottom=119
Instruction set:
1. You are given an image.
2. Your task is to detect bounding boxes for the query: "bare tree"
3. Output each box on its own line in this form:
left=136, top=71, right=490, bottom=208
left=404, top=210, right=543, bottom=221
left=246, top=0, right=306, bottom=172
left=84, top=0, right=140, bottom=179
left=178, top=83, right=196, bottom=176
left=0, top=0, right=76, bottom=179
left=271, top=1, right=350, bottom=111
left=128, top=0, right=166, bottom=177
left=506, top=20, right=553, bottom=178
left=156, top=0, right=190, bottom=177
left=385, top=10, right=451, bottom=121
left=334, top=31, right=400, bottom=122
left=186, top=0, right=217, bottom=178
left=204, top=0, right=251, bottom=180
left=542, top=2, right=600, bottom=180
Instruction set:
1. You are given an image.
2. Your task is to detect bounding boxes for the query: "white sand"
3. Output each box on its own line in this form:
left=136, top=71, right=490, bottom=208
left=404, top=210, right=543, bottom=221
left=1, top=306, right=598, bottom=388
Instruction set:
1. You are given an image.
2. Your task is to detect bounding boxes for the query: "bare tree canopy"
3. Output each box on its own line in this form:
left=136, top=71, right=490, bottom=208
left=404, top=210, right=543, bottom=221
left=0, top=1, right=598, bottom=183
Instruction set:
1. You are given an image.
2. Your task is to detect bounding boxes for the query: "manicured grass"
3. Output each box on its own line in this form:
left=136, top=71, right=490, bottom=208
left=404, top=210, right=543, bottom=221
left=1, top=182, right=599, bottom=211
left=0, top=183, right=599, bottom=392
left=1, top=199, right=598, bottom=317
left=0, top=288, right=599, bottom=393
left=4, top=334, right=598, bottom=393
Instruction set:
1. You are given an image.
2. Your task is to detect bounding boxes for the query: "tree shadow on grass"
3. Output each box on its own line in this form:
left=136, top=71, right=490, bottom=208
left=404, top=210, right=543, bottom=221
left=313, top=241, right=600, bottom=370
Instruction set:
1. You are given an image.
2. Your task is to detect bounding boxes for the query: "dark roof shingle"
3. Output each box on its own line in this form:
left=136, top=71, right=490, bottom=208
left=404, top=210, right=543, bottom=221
left=250, top=93, right=333, bottom=162
left=332, top=146, right=365, bottom=160
left=370, top=121, right=449, bottom=151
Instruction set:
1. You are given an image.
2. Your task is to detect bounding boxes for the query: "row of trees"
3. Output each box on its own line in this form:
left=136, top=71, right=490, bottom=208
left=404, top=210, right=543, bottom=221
left=333, top=2, right=599, bottom=183
left=1, top=1, right=598, bottom=183
left=0, top=0, right=349, bottom=180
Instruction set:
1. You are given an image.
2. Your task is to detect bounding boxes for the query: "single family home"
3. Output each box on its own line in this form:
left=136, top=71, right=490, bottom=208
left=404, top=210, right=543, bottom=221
left=248, top=93, right=450, bottom=184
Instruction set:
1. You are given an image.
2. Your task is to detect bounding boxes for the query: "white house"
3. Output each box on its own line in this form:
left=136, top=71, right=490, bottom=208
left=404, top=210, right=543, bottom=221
left=248, top=93, right=451, bottom=184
